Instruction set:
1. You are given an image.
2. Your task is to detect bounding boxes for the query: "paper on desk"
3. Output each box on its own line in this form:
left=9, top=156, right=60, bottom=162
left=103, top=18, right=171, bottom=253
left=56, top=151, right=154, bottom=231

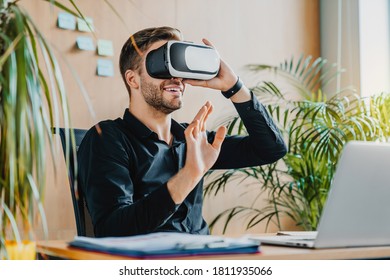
left=69, top=232, right=260, bottom=257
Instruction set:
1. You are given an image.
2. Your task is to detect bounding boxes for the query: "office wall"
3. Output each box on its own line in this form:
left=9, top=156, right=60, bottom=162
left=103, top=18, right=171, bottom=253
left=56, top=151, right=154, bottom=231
left=22, top=0, right=320, bottom=239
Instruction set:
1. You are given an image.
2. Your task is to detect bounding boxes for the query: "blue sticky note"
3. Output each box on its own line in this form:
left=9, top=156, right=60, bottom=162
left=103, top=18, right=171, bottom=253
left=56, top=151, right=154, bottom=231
left=57, top=12, right=76, bottom=30
left=77, top=17, right=94, bottom=32
left=97, top=39, right=114, bottom=56
left=97, top=59, right=114, bottom=77
left=76, top=36, right=95, bottom=51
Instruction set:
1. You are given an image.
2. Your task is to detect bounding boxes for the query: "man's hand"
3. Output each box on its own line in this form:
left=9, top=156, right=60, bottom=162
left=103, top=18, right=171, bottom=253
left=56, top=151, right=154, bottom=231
left=183, top=39, right=252, bottom=103
left=184, top=101, right=226, bottom=179
left=167, top=101, right=226, bottom=204
left=183, top=39, right=237, bottom=92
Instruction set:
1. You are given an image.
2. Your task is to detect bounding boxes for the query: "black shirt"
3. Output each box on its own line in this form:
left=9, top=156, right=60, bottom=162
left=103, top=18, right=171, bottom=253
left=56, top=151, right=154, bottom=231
left=78, top=93, right=287, bottom=237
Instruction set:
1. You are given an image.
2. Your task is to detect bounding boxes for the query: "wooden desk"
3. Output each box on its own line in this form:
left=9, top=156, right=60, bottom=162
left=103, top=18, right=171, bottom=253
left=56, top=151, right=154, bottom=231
left=37, top=239, right=390, bottom=260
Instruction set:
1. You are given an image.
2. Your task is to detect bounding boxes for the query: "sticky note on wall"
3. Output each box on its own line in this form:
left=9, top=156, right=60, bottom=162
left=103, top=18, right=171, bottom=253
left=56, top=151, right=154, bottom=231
left=76, top=36, right=95, bottom=51
left=97, top=59, right=114, bottom=77
left=77, top=17, right=94, bottom=32
left=57, top=12, right=76, bottom=30
left=97, top=40, right=114, bottom=56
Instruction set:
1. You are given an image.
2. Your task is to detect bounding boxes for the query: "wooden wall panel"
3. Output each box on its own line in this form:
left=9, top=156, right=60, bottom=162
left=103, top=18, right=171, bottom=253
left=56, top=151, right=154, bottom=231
left=22, top=0, right=319, bottom=239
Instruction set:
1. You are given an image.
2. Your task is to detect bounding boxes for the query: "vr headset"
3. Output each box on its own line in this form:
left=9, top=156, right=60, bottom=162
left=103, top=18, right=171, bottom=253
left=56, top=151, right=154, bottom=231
left=146, top=41, right=220, bottom=80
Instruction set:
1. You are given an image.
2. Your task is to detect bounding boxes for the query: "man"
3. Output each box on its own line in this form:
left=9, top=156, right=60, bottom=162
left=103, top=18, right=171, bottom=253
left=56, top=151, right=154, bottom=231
left=78, top=26, right=287, bottom=237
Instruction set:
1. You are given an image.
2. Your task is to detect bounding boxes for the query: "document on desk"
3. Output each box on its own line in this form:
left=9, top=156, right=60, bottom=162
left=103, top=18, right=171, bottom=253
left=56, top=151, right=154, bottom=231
left=69, top=232, right=260, bottom=258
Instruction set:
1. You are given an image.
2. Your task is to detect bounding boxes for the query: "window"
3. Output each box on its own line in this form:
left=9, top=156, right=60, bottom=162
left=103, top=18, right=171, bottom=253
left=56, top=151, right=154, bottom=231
left=320, top=0, right=390, bottom=97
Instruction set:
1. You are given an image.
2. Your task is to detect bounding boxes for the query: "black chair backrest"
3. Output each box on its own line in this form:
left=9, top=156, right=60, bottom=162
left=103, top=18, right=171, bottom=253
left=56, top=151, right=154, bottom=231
left=54, top=128, right=94, bottom=237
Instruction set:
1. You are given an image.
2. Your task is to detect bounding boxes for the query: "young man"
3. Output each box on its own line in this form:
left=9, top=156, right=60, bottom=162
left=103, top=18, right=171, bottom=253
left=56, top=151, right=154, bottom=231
left=78, top=26, right=287, bottom=237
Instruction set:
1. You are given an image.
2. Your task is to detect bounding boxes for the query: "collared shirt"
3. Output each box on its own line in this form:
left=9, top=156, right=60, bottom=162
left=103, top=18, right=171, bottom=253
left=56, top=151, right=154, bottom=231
left=78, top=93, right=287, bottom=237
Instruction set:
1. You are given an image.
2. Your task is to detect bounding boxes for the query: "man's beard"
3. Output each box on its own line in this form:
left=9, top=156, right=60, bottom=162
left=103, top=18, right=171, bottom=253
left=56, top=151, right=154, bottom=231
left=140, top=78, right=183, bottom=114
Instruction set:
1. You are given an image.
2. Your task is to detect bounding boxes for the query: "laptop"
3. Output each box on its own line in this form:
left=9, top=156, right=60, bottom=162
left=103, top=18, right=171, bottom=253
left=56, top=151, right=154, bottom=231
left=254, top=141, right=390, bottom=249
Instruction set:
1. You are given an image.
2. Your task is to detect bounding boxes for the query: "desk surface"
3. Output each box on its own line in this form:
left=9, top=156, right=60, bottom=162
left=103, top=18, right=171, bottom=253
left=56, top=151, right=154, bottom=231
left=37, top=238, right=390, bottom=260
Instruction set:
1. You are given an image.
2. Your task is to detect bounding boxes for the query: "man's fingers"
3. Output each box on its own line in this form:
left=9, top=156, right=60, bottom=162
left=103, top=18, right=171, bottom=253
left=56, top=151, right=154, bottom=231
left=201, top=103, right=213, bottom=131
left=202, top=38, right=215, bottom=48
left=184, top=121, right=196, bottom=140
left=183, top=79, right=209, bottom=88
left=212, top=126, right=227, bottom=150
left=192, top=102, right=212, bottom=124
left=193, top=120, right=200, bottom=138
left=191, top=105, right=207, bottom=124
left=185, top=119, right=202, bottom=141
left=189, top=101, right=213, bottom=132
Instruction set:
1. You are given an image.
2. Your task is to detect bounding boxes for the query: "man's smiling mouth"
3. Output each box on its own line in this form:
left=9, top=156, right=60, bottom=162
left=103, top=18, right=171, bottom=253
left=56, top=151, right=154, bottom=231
left=163, top=85, right=184, bottom=94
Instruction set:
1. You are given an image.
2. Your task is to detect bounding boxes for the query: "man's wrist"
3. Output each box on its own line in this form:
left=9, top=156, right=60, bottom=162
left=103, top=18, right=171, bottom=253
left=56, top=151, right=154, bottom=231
left=221, top=77, right=243, bottom=99
left=230, top=85, right=252, bottom=103
left=167, top=166, right=202, bottom=204
left=181, top=165, right=203, bottom=184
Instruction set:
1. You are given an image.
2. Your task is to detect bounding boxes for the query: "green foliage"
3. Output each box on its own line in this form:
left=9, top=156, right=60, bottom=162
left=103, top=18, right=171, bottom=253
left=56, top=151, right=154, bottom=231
left=205, top=55, right=390, bottom=232
left=0, top=0, right=87, bottom=257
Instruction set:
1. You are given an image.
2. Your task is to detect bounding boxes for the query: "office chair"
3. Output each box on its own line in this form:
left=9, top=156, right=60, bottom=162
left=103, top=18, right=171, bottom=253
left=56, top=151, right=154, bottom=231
left=54, top=128, right=94, bottom=237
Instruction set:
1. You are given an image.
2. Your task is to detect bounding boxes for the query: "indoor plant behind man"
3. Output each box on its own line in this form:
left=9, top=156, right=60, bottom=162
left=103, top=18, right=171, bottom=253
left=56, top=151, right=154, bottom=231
left=77, top=26, right=287, bottom=237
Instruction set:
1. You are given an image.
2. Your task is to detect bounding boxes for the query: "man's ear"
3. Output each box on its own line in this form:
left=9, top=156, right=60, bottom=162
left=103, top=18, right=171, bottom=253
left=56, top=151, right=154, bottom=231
left=125, top=69, right=139, bottom=89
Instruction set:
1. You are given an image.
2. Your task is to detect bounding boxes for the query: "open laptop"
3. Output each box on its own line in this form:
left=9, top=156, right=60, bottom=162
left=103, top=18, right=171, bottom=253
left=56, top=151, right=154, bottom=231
left=254, top=141, right=390, bottom=249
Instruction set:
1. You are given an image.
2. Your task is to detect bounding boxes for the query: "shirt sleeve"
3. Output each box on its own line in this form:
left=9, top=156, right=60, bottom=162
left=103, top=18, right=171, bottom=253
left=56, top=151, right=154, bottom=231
left=210, top=92, right=287, bottom=169
left=77, top=123, right=179, bottom=237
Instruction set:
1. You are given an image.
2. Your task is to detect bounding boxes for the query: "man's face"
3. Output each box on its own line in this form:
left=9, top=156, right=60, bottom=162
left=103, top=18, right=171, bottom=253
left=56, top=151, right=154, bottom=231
left=138, top=40, right=185, bottom=114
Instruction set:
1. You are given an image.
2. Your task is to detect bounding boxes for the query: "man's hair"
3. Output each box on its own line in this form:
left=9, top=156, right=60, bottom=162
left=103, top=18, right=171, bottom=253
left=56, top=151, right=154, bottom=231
left=119, top=26, right=183, bottom=95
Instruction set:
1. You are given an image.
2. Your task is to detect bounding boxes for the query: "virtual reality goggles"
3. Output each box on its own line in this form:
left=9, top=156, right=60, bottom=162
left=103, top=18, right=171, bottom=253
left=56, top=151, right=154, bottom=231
left=146, top=41, right=220, bottom=80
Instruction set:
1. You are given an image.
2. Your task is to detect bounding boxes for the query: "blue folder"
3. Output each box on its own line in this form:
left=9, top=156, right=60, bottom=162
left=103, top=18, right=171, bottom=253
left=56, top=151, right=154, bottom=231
left=68, top=232, right=260, bottom=258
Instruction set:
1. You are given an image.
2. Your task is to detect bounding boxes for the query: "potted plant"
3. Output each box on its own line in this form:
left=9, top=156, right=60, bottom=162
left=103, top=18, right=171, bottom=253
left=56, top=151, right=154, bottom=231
left=0, top=0, right=87, bottom=259
left=205, top=55, right=390, bottom=233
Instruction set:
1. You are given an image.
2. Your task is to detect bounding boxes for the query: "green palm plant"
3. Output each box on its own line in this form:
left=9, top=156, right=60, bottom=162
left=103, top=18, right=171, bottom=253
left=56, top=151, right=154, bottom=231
left=205, top=55, right=389, bottom=233
left=0, top=0, right=91, bottom=258
left=370, top=92, right=390, bottom=139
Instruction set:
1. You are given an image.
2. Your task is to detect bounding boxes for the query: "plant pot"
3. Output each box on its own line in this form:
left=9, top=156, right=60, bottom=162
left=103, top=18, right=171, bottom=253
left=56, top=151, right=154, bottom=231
left=4, top=240, right=36, bottom=260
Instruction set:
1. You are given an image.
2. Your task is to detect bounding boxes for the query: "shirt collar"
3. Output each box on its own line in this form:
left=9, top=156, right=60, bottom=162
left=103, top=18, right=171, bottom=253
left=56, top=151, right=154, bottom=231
left=123, top=109, right=186, bottom=144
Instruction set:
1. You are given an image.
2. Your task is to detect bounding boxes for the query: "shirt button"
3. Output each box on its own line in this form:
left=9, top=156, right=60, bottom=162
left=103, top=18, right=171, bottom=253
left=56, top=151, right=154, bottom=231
left=246, top=106, right=251, bottom=111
